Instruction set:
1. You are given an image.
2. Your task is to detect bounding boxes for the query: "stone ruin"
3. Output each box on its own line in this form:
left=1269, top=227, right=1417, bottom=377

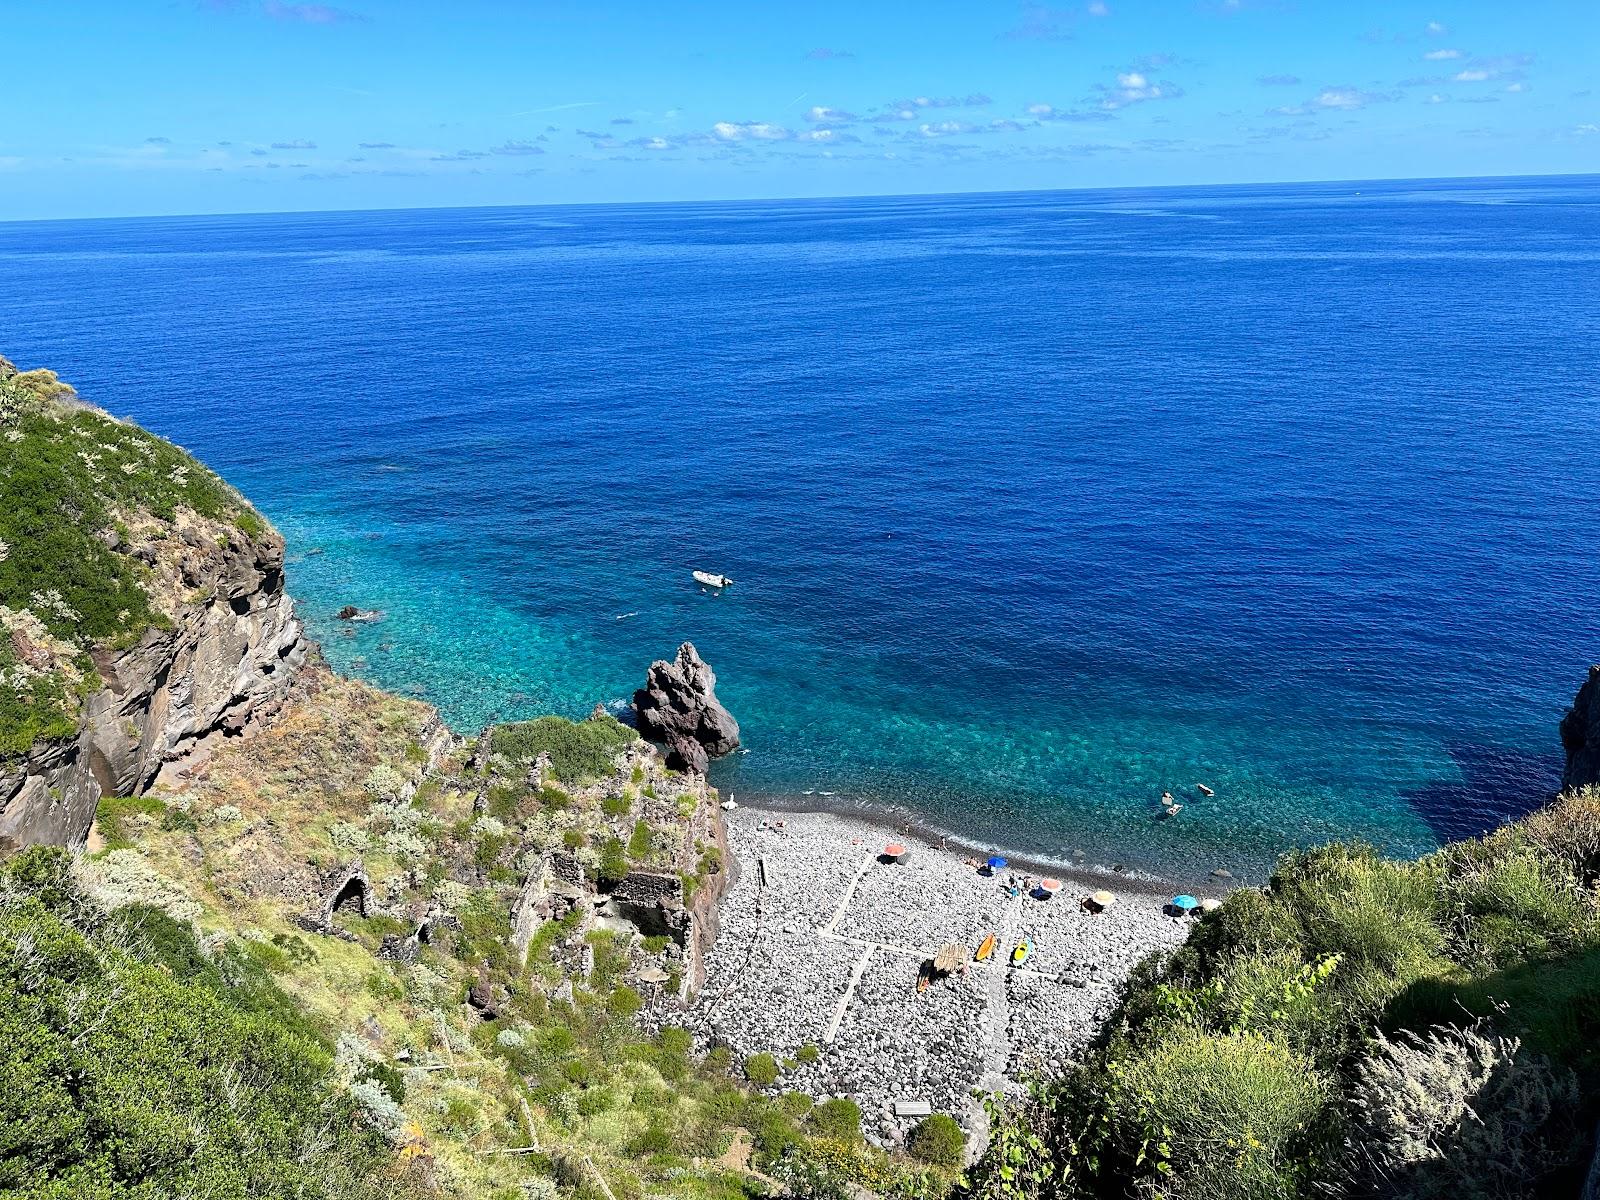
left=377, top=901, right=456, bottom=965
left=293, top=861, right=371, bottom=940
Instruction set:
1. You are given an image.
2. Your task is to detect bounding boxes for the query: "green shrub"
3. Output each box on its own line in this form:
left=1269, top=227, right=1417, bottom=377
left=1108, top=1028, right=1332, bottom=1198
left=598, top=837, right=629, bottom=886
left=628, top=819, right=654, bottom=860
left=907, top=1113, right=965, bottom=1168
left=630, top=1118, right=675, bottom=1155
left=1274, top=844, right=1450, bottom=1025
left=356, top=1058, right=407, bottom=1105
left=1443, top=845, right=1597, bottom=971
left=1494, top=785, right=1600, bottom=886
left=796, top=1042, right=821, bottom=1065
left=811, top=1097, right=862, bottom=1143
left=0, top=369, right=266, bottom=667
left=743, top=1052, right=780, bottom=1087
left=780, top=1090, right=815, bottom=1119
left=0, top=635, right=77, bottom=757
left=490, top=715, right=637, bottom=784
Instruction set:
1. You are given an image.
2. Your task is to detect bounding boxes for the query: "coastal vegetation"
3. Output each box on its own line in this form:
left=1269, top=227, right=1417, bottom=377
left=968, top=785, right=1600, bottom=1200
left=492, top=715, right=641, bottom=785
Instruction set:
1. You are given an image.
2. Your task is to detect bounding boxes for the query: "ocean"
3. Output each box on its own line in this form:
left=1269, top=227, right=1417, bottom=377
left=3, top=175, right=1597, bottom=879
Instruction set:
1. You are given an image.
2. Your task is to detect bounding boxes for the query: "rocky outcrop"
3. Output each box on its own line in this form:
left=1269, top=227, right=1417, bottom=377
left=632, top=642, right=740, bottom=774
left=0, top=526, right=308, bottom=852
left=1562, top=665, right=1600, bottom=790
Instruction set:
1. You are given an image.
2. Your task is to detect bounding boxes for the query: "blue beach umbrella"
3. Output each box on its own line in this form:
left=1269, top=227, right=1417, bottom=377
left=984, top=855, right=1007, bottom=874
left=1170, top=894, right=1200, bottom=913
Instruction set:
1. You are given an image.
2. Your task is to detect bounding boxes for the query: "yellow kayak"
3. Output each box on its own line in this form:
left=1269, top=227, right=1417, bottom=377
left=975, top=933, right=997, bottom=963
left=1011, top=939, right=1032, bottom=966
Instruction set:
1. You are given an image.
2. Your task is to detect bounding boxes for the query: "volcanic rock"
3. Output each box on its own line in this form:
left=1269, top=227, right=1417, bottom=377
left=1561, top=664, right=1600, bottom=789
left=633, top=642, right=740, bottom=771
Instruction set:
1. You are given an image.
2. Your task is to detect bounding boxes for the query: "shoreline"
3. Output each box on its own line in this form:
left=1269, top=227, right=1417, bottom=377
left=721, top=787, right=1237, bottom=897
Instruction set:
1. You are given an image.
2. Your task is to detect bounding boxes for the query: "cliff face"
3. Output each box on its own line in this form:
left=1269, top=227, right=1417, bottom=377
left=1562, top=664, right=1600, bottom=790
left=0, top=356, right=309, bottom=851
left=0, top=526, right=307, bottom=850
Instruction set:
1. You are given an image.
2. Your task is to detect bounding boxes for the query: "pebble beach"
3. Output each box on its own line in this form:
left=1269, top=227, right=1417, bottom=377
left=678, top=805, right=1207, bottom=1146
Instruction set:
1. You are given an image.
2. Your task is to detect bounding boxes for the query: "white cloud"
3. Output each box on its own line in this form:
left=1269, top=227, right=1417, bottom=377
left=1505, top=81, right=1526, bottom=93
left=1576, top=123, right=1600, bottom=134
left=1095, top=68, right=1181, bottom=110
left=711, top=121, right=792, bottom=141
left=804, top=105, right=856, bottom=125
left=1269, top=85, right=1395, bottom=117
left=1423, top=48, right=1462, bottom=60
left=1315, top=88, right=1365, bottom=109
left=1087, top=0, right=1109, bottom=14
left=1453, top=69, right=1491, bottom=82
left=1027, top=102, right=1055, bottom=116
left=1428, top=93, right=1445, bottom=104
left=1426, top=20, right=1447, bottom=35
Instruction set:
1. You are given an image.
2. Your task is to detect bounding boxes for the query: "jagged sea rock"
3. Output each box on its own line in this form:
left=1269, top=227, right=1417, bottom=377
left=632, top=642, right=740, bottom=772
left=1561, top=664, right=1600, bottom=789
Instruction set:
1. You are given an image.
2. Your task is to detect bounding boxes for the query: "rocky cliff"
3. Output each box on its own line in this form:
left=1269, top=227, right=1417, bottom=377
left=0, top=357, right=308, bottom=850
left=1562, top=664, right=1600, bottom=790
left=0, top=528, right=306, bottom=850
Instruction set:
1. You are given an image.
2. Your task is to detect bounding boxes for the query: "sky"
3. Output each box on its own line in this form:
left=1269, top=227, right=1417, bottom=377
left=3, top=1, right=1596, bottom=220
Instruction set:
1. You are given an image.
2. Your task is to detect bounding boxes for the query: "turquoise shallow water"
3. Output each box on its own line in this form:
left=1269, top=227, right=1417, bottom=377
left=2, top=175, right=1598, bottom=876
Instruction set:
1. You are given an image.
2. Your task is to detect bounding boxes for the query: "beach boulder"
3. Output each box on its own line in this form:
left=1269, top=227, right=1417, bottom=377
left=1561, top=664, right=1600, bottom=789
left=633, top=642, right=740, bottom=772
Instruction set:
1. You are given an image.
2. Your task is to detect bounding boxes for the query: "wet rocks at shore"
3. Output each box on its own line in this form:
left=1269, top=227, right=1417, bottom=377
left=633, top=641, right=740, bottom=773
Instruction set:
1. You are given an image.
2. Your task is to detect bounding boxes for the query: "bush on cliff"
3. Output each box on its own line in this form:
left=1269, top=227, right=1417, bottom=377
left=0, top=846, right=419, bottom=1200
left=490, top=713, right=637, bottom=784
left=0, top=633, right=78, bottom=757
left=0, top=361, right=265, bottom=647
left=969, top=787, right=1600, bottom=1200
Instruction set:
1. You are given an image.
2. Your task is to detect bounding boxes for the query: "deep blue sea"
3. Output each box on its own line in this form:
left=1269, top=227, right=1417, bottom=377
left=4, top=175, right=1598, bottom=879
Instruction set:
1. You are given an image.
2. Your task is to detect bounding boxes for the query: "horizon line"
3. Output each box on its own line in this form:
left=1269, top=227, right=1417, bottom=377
left=1, top=170, right=1595, bottom=228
